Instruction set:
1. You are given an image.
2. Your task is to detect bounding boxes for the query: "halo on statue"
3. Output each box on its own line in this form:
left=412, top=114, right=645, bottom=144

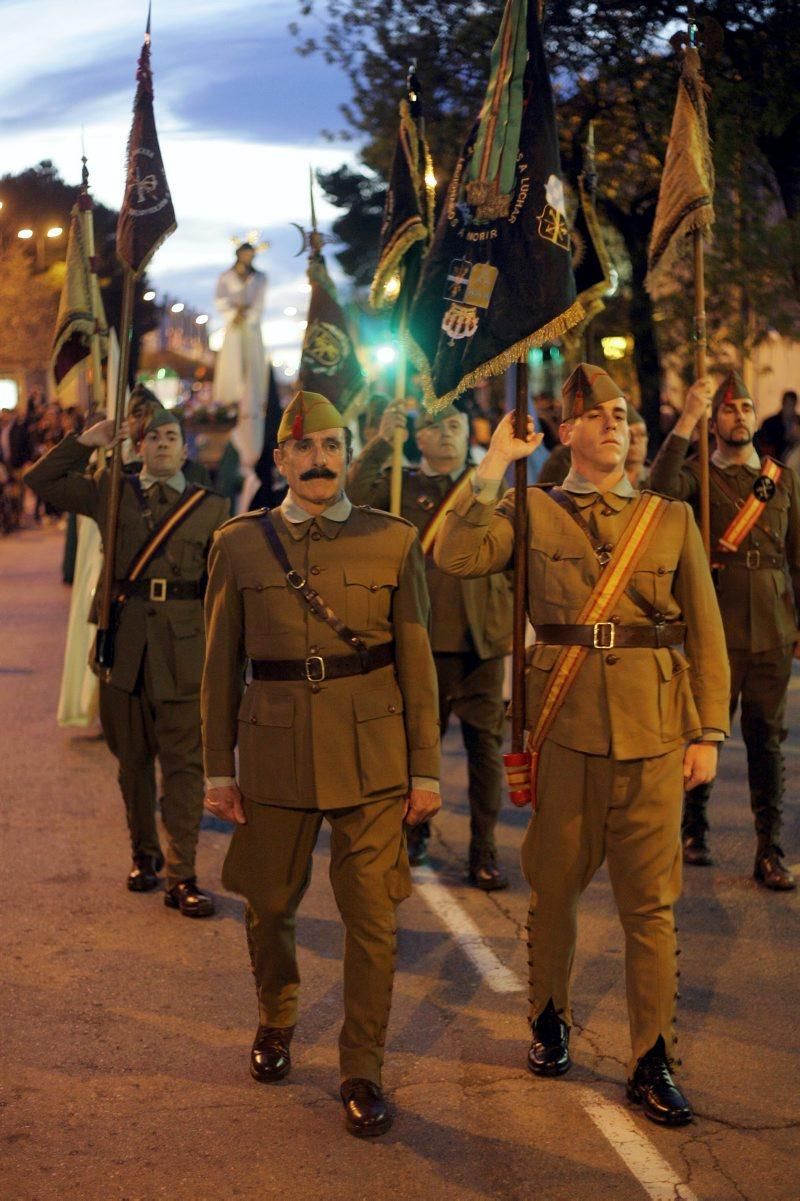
left=230, top=230, right=270, bottom=253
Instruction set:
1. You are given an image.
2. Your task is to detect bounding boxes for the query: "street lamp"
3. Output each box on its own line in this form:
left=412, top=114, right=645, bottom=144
left=17, top=223, right=64, bottom=269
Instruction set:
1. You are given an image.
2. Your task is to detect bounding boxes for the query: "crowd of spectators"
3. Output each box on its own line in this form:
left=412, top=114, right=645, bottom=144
left=0, top=392, right=79, bottom=532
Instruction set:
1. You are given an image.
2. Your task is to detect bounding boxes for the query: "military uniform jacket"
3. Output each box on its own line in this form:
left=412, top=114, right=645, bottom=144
left=201, top=504, right=440, bottom=810
left=25, top=435, right=229, bottom=699
left=347, top=438, right=512, bottom=658
left=650, top=434, right=800, bottom=652
left=434, top=484, right=730, bottom=760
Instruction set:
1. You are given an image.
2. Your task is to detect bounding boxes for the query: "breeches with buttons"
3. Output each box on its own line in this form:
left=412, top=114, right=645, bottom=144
left=222, top=794, right=410, bottom=1085
left=521, top=740, right=684, bottom=1070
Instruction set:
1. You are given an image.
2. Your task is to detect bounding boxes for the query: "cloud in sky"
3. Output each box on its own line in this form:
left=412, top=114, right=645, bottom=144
left=0, top=0, right=364, bottom=359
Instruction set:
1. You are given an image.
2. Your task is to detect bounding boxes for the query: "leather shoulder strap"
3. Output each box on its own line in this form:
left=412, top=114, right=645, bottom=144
left=257, top=511, right=369, bottom=664
left=122, top=484, right=208, bottom=584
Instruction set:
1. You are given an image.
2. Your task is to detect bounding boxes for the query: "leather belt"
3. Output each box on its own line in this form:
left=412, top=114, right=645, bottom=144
left=535, top=622, right=687, bottom=650
left=712, top=548, right=785, bottom=570
left=252, top=641, right=395, bottom=683
left=116, top=578, right=203, bottom=602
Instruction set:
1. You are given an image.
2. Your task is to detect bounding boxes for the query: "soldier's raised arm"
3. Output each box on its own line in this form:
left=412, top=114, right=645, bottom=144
left=23, top=419, right=119, bottom=517
left=649, top=379, right=711, bottom=501
left=345, top=404, right=405, bottom=508
left=434, top=410, right=540, bottom=577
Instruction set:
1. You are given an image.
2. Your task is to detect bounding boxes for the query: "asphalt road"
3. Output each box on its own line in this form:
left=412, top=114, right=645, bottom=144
left=2, top=524, right=798, bottom=1201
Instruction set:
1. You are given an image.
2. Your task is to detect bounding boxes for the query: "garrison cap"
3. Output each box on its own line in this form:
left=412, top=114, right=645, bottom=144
left=141, top=407, right=183, bottom=439
left=277, top=390, right=347, bottom=443
left=415, top=402, right=468, bottom=432
left=712, top=370, right=751, bottom=416
left=561, top=363, right=626, bottom=421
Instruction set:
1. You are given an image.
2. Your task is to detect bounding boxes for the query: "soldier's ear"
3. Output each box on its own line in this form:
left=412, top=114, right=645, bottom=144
left=273, top=445, right=288, bottom=479
left=559, top=421, right=573, bottom=447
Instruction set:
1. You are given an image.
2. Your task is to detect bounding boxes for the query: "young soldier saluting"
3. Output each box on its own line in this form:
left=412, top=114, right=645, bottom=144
left=649, top=371, right=800, bottom=889
left=202, top=390, right=440, bottom=1138
left=435, top=363, right=730, bottom=1125
left=25, top=408, right=229, bottom=913
left=347, top=402, right=512, bottom=889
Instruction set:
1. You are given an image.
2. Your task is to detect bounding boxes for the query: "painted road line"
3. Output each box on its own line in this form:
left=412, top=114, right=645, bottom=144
left=578, top=1088, right=700, bottom=1201
left=412, top=866, right=523, bottom=994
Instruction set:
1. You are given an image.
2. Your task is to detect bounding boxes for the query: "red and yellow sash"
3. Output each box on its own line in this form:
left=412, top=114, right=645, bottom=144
left=420, top=467, right=477, bottom=557
left=526, top=492, right=669, bottom=807
left=716, top=458, right=782, bottom=553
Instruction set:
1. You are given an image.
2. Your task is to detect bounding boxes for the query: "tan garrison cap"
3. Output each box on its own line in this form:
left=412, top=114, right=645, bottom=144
left=712, top=370, right=751, bottom=416
left=277, top=390, right=347, bottom=443
left=561, top=363, right=626, bottom=421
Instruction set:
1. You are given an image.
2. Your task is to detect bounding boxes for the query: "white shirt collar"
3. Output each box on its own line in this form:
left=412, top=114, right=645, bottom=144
left=280, top=490, right=353, bottom=523
left=711, top=446, right=761, bottom=471
left=139, top=468, right=186, bottom=493
left=561, top=466, right=636, bottom=497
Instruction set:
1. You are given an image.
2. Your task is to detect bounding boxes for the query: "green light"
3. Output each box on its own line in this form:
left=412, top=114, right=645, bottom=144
left=550, top=346, right=561, bottom=362
left=528, top=348, right=543, bottom=367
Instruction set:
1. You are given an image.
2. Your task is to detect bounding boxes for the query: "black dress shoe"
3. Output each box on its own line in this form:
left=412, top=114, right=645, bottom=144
left=164, top=878, right=215, bottom=917
left=468, top=856, right=509, bottom=892
left=127, top=852, right=164, bottom=892
left=627, top=1038, right=693, bottom=1126
left=682, top=834, right=713, bottom=867
left=340, top=1078, right=392, bottom=1138
left=754, top=847, right=796, bottom=891
left=406, top=823, right=429, bottom=867
left=527, top=999, right=571, bottom=1076
left=250, top=1025, right=293, bottom=1083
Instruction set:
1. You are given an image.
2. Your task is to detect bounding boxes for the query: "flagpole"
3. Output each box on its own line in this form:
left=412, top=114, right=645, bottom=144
left=511, top=356, right=529, bottom=756
left=689, top=9, right=711, bottom=559
left=94, top=269, right=134, bottom=674
left=390, top=352, right=406, bottom=514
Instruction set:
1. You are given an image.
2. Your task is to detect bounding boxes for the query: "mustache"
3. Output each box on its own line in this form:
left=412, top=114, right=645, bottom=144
left=299, top=467, right=338, bottom=481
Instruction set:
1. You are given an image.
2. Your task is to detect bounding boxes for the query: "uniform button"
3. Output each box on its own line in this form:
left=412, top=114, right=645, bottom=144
left=606, top=654, right=619, bottom=665
left=308, top=646, right=318, bottom=655
left=311, top=684, right=321, bottom=694
left=552, top=551, right=561, bottom=561
left=601, top=507, right=614, bottom=517
left=370, top=583, right=380, bottom=592
left=250, top=716, right=257, bottom=724
left=752, top=538, right=760, bottom=547
left=657, top=566, right=666, bottom=575
left=388, top=704, right=397, bottom=713
left=310, top=565, right=320, bottom=575
left=256, top=584, right=264, bottom=591
left=311, top=531, right=321, bottom=541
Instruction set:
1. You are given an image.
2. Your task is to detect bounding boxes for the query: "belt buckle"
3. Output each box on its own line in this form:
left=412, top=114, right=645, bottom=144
left=149, top=578, right=168, bottom=602
left=287, top=570, right=306, bottom=590
left=593, top=621, right=615, bottom=649
left=746, top=548, right=761, bottom=569
left=305, top=654, right=326, bottom=683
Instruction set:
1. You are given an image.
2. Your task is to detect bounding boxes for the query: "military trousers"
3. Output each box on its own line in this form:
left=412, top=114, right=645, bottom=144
left=683, top=643, right=793, bottom=852
left=435, top=652, right=506, bottom=865
left=521, top=740, right=684, bottom=1070
left=222, top=795, right=411, bottom=1085
left=99, top=654, right=204, bottom=884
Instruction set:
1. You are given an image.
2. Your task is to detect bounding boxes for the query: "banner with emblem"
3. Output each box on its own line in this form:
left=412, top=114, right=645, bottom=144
left=405, top=0, right=583, bottom=413
left=298, top=250, right=365, bottom=413
left=52, top=183, right=108, bottom=395
left=116, top=17, right=177, bottom=278
left=369, top=72, right=435, bottom=323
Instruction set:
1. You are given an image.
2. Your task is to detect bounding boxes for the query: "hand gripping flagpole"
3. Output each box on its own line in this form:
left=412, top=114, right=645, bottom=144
left=503, top=355, right=533, bottom=807
left=689, top=8, right=711, bottom=559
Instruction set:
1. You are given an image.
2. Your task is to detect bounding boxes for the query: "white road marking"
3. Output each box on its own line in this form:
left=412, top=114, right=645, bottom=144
left=578, top=1088, right=700, bottom=1201
left=412, top=866, right=523, bottom=993
left=414, top=862, right=701, bottom=1198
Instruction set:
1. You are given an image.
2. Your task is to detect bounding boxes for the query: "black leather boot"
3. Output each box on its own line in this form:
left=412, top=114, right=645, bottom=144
left=754, top=845, right=796, bottom=891
left=250, top=1025, right=294, bottom=1083
left=127, top=852, right=164, bottom=892
left=340, top=1078, right=392, bottom=1137
left=527, top=999, right=571, bottom=1076
left=627, top=1036, right=693, bottom=1126
left=164, top=878, right=215, bottom=917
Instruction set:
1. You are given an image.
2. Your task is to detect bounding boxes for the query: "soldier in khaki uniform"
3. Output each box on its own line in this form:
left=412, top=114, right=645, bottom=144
left=650, top=371, right=799, bottom=889
left=25, top=409, right=229, bottom=914
left=202, top=390, right=440, bottom=1138
left=538, top=401, right=649, bottom=488
left=347, top=402, right=512, bottom=888
left=435, top=364, right=730, bottom=1125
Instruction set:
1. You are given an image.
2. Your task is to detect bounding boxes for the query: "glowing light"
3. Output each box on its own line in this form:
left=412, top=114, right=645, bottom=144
left=143, top=290, right=156, bottom=301
left=375, top=345, right=397, bottom=366
left=601, top=336, right=628, bottom=361
left=157, top=368, right=167, bottom=379
left=283, top=306, right=298, bottom=317
left=17, top=228, right=33, bottom=239
left=382, top=275, right=401, bottom=302
left=425, top=170, right=437, bottom=189
left=46, top=226, right=63, bottom=238
left=195, top=314, right=209, bottom=325
left=170, top=302, right=185, bottom=314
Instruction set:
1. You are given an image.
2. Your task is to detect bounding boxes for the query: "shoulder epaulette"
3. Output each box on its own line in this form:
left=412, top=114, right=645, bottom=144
left=533, top=481, right=556, bottom=490
left=356, top=504, right=416, bottom=530
left=219, top=507, right=268, bottom=532
left=640, top=487, right=679, bottom=503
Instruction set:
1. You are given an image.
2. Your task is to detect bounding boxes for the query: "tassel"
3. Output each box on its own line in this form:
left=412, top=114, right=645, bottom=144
left=504, top=749, right=532, bottom=808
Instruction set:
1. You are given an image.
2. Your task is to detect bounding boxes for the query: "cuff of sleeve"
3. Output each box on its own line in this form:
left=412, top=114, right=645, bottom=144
left=206, top=776, right=237, bottom=789
left=694, top=730, right=726, bottom=743
left=471, top=476, right=503, bottom=505
left=411, top=775, right=440, bottom=794
left=204, top=750, right=236, bottom=776
left=666, top=433, right=691, bottom=454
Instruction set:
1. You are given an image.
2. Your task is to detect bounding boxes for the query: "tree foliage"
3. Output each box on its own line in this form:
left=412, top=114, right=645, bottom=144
left=294, top=1, right=800, bottom=430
